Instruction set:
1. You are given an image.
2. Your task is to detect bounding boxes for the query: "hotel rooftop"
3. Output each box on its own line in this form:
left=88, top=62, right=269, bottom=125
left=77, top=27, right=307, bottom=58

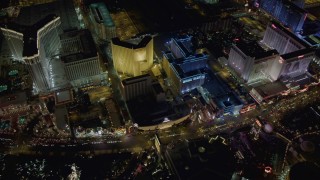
left=235, top=40, right=279, bottom=60
left=60, top=29, right=97, bottom=63
left=112, top=36, right=152, bottom=49
left=89, top=2, right=115, bottom=27
left=1, top=14, right=59, bottom=57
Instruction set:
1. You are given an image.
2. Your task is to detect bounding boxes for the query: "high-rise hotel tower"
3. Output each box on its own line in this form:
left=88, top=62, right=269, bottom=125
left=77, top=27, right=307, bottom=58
left=0, top=15, right=62, bottom=93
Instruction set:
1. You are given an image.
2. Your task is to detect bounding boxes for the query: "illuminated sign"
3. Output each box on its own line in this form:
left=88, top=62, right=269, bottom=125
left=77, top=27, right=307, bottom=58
left=182, top=75, right=205, bottom=83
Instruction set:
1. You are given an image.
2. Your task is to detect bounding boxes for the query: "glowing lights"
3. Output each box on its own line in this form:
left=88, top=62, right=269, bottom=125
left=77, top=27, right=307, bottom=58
left=264, top=166, right=272, bottom=174
left=112, top=36, right=153, bottom=76
left=134, top=49, right=147, bottom=61
left=279, top=57, right=284, bottom=64
left=271, top=24, right=277, bottom=29
left=221, top=137, right=227, bottom=145
left=255, top=119, right=262, bottom=127
left=298, top=55, right=304, bottom=59
left=163, top=117, right=170, bottom=123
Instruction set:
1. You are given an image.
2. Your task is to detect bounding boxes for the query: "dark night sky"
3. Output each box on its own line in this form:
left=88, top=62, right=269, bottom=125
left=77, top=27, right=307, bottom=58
left=0, top=0, right=10, bottom=8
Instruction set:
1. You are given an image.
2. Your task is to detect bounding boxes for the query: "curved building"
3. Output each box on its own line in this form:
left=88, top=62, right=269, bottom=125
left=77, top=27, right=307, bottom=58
left=0, top=28, right=24, bottom=62
left=1, top=15, right=62, bottom=93
left=111, top=36, right=153, bottom=77
left=23, top=15, right=62, bottom=93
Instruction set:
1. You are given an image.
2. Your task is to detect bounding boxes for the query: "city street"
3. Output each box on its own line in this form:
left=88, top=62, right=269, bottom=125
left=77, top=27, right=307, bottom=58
left=2, top=80, right=319, bottom=158
left=1, top=0, right=320, bottom=164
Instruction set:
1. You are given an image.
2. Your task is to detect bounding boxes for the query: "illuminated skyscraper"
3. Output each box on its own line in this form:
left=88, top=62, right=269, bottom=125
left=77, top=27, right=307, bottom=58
left=278, top=48, right=314, bottom=79
left=22, top=15, right=62, bottom=93
left=262, top=22, right=315, bottom=78
left=280, top=0, right=306, bottom=33
left=1, top=15, right=62, bottom=93
left=228, top=41, right=281, bottom=83
left=1, top=0, right=80, bottom=93
left=111, top=36, right=153, bottom=77
left=60, top=29, right=101, bottom=87
left=14, top=0, right=79, bottom=31
left=255, top=0, right=307, bottom=33
left=0, top=27, right=24, bottom=62
left=162, top=36, right=207, bottom=94
left=262, top=21, right=309, bottom=55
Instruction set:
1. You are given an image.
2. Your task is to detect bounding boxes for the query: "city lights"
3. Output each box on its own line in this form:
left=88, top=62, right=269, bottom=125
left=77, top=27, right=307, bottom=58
left=0, top=0, right=320, bottom=179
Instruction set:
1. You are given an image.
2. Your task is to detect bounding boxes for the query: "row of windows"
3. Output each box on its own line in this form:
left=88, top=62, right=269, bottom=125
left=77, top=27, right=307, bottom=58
left=65, top=61, right=100, bottom=80
left=124, top=81, right=149, bottom=101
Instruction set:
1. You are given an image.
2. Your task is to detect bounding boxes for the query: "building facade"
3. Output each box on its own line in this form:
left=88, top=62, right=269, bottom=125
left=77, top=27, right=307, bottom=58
left=162, top=37, right=208, bottom=94
left=63, top=56, right=100, bottom=81
left=111, top=36, right=153, bottom=77
left=279, top=48, right=315, bottom=79
left=120, top=74, right=152, bottom=101
left=261, top=22, right=315, bottom=79
left=255, top=0, right=307, bottom=33
left=228, top=42, right=281, bottom=83
left=88, top=2, right=116, bottom=41
left=163, top=54, right=207, bottom=94
left=228, top=45, right=254, bottom=82
left=1, top=15, right=65, bottom=93
left=24, top=16, right=62, bottom=93
left=262, top=22, right=308, bottom=55
left=60, top=29, right=101, bottom=87
left=0, top=28, right=24, bottom=62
